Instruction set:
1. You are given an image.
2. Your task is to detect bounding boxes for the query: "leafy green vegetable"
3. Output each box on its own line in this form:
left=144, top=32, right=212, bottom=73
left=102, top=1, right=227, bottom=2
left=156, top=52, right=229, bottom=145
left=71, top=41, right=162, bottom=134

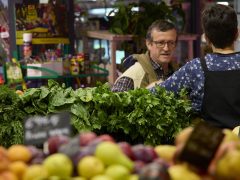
left=0, top=85, right=26, bottom=147
left=11, top=80, right=193, bottom=146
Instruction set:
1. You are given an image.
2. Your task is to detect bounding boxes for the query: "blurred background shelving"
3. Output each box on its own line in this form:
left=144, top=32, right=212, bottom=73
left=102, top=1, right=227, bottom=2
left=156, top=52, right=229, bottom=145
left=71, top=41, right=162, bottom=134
left=0, top=0, right=239, bottom=87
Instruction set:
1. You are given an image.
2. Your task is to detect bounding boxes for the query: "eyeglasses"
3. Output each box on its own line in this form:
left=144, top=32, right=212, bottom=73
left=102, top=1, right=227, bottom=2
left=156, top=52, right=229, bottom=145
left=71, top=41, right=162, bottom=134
left=151, top=40, right=176, bottom=48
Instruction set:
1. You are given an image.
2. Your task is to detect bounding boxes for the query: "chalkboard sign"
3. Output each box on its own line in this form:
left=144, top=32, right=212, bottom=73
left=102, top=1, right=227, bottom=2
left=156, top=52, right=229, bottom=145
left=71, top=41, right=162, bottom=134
left=177, top=122, right=224, bottom=172
left=24, top=112, right=71, bottom=146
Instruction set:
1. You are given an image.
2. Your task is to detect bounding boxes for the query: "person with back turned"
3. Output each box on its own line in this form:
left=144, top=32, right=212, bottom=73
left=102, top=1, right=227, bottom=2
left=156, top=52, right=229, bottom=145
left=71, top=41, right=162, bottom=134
left=150, top=4, right=240, bottom=129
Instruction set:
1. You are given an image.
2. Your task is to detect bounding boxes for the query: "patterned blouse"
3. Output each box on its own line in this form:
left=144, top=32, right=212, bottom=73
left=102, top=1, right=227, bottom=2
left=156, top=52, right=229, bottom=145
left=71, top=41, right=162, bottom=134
left=150, top=52, right=240, bottom=112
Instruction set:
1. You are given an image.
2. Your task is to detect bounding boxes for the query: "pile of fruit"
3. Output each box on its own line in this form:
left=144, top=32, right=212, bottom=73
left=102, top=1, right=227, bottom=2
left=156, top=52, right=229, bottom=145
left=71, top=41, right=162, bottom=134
left=0, top=127, right=240, bottom=180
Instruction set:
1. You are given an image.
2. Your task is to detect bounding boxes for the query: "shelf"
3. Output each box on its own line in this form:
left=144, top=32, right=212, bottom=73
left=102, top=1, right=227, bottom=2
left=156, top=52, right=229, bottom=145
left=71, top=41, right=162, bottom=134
left=84, top=30, right=135, bottom=84
left=86, top=30, right=134, bottom=41
left=16, top=38, right=70, bottom=45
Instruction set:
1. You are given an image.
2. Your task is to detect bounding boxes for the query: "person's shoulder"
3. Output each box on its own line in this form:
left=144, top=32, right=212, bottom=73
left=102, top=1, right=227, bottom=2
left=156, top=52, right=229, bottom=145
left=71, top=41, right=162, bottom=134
left=182, top=57, right=201, bottom=68
left=122, top=55, right=137, bottom=70
left=175, top=58, right=202, bottom=73
left=186, top=57, right=201, bottom=64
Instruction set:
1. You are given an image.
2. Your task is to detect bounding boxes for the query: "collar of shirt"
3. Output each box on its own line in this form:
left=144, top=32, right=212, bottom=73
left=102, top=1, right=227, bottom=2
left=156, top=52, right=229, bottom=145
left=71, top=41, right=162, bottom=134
left=150, top=59, right=165, bottom=80
left=150, top=59, right=163, bottom=71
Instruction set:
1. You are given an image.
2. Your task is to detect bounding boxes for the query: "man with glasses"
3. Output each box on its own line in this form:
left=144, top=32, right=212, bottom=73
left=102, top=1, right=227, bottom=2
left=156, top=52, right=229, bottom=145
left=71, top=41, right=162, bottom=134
left=111, top=19, right=178, bottom=92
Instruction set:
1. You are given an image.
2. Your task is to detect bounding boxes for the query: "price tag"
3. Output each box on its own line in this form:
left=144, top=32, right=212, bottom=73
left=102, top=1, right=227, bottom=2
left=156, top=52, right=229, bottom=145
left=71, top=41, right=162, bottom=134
left=24, top=112, right=71, bottom=146
left=177, top=122, right=224, bottom=171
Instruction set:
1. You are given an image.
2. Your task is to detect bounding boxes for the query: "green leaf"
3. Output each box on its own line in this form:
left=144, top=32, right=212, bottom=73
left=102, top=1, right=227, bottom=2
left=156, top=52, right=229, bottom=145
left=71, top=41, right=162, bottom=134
left=76, top=88, right=93, bottom=102
left=39, top=86, right=50, bottom=100
left=71, top=103, right=90, bottom=126
left=50, top=91, right=75, bottom=107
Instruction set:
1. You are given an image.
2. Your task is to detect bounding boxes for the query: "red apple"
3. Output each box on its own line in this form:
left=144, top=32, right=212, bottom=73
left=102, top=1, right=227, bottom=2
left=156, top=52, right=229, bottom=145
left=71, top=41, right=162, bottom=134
left=97, top=134, right=115, bottom=142
left=27, top=145, right=46, bottom=164
left=139, top=162, right=170, bottom=180
left=79, top=132, right=97, bottom=146
left=72, top=146, right=95, bottom=167
left=27, top=145, right=43, bottom=159
left=58, top=136, right=81, bottom=158
left=144, top=146, right=158, bottom=162
left=87, top=138, right=104, bottom=148
left=132, top=144, right=157, bottom=163
left=47, top=135, right=70, bottom=154
left=30, top=156, right=45, bottom=164
left=133, top=160, right=146, bottom=174
left=118, top=141, right=135, bottom=160
left=132, top=144, right=146, bottom=162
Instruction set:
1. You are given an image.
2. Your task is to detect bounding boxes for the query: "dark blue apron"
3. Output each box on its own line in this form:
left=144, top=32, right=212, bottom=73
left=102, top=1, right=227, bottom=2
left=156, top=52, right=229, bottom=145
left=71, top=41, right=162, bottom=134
left=200, top=57, right=240, bottom=129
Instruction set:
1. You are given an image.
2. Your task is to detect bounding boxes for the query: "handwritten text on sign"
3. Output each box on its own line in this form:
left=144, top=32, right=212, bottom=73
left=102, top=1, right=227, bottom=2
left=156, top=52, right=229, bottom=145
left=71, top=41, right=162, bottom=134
left=24, top=112, right=71, bottom=145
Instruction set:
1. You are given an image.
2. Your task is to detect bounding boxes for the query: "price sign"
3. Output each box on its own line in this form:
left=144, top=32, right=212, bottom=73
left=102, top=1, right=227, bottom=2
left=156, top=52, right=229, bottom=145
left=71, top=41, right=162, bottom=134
left=24, top=112, right=71, bottom=146
left=177, top=122, right=224, bottom=171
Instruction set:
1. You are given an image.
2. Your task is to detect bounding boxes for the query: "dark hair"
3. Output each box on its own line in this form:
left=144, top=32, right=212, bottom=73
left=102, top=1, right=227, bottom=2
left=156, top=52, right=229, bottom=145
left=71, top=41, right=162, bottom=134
left=146, top=19, right=177, bottom=41
left=201, top=4, right=238, bottom=48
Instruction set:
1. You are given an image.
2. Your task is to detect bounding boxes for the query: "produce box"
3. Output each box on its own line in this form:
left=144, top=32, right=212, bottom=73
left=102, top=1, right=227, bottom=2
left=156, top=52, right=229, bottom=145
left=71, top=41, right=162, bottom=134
left=26, top=62, right=53, bottom=77
left=52, top=60, right=63, bottom=75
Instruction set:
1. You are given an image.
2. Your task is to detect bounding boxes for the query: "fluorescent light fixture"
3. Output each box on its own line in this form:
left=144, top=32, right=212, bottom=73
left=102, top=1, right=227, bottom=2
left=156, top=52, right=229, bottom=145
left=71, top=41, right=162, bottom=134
left=216, top=2, right=229, bottom=6
left=39, top=0, right=49, bottom=4
left=88, top=7, right=139, bottom=17
left=88, top=8, right=116, bottom=17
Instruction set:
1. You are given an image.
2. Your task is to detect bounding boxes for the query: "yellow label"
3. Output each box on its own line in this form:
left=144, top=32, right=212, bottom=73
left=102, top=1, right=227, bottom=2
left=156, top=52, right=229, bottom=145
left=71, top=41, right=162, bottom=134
left=16, top=38, right=70, bottom=45
left=26, top=5, right=38, bottom=21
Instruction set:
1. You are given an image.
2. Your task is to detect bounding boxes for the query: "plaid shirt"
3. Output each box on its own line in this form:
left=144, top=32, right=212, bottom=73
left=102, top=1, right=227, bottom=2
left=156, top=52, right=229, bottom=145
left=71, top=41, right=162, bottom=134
left=111, top=59, right=164, bottom=92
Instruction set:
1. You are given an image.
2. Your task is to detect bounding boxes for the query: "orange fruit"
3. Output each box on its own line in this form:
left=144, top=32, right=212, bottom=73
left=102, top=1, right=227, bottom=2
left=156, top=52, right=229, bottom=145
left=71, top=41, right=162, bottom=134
left=0, top=171, right=18, bottom=180
left=9, top=161, right=28, bottom=179
left=0, top=146, right=10, bottom=172
left=7, top=145, right=32, bottom=162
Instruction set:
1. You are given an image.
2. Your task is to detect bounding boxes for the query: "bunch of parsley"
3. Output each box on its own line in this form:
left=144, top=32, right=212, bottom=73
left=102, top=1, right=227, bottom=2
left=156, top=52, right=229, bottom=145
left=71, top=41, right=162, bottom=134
left=20, top=80, right=193, bottom=146
left=0, top=85, right=26, bottom=147
left=71, top=83, right=193, bottom=145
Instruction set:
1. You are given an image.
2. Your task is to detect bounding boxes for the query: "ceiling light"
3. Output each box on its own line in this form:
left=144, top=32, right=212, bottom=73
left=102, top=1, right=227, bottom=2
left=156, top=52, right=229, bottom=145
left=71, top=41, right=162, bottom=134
left=216, top=2, right=229, bottom=6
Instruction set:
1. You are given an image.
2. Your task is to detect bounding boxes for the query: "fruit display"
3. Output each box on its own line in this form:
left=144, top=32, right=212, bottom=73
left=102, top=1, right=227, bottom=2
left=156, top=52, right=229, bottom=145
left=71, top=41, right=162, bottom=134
left=0, top=127, right=240, bottom=180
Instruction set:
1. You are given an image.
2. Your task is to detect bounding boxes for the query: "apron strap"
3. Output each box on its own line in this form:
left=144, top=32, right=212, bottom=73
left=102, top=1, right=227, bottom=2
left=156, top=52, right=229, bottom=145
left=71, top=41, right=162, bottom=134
left=200, top=57, right=208, bottom=72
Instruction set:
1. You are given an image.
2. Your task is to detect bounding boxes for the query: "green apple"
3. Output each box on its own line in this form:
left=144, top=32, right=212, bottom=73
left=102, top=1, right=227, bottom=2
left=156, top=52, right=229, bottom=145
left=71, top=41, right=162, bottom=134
left=47, top=176, right=61, bottom=180
left=43, top=153, right=73, bottom=178
left=128, top=174, right=139, bottom=180
left=215, top=149, right=240, bottom=179
left=168, top=164, right=201, bottom=180
left=91, top=174, right=113, bottom=180
left=77, top=155, right=105, bottom=178
left=72, top=177, right=87, bottom=180
left=222, top=129, right=239, bottom=143
left=154, top=145, right=176, bottom=163
left=95, top=142, right=134, bottom=170
left=105, top=164, right=130, bottom=180
left=23, top=164, right=48, bottom=180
